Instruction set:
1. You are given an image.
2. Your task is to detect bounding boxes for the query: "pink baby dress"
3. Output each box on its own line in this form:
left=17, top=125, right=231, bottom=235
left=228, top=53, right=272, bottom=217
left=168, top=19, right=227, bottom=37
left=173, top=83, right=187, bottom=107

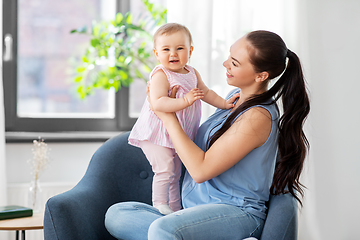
left=128, top=64, right=201, bottom=149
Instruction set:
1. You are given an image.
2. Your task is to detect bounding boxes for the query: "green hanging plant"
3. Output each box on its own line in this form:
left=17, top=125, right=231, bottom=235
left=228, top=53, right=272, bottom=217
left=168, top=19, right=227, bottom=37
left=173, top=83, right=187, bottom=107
left=70, top=1, right=167, bottom=99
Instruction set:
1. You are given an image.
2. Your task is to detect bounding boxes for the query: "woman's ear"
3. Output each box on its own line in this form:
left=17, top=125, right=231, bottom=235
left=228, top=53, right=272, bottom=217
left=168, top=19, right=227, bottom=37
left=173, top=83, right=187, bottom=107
left=255, top=72, right=269, bottom=83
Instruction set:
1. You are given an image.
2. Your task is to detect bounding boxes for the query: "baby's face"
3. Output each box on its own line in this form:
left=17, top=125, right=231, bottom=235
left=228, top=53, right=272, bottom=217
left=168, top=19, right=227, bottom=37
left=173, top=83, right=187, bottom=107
left=154, top=31, right=193, bottom=73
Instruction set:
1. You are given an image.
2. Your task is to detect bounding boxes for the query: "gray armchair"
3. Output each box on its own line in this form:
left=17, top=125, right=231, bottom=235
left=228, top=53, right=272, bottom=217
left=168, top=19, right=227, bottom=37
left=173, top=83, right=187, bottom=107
left=44, top=132, right=298, bottom=240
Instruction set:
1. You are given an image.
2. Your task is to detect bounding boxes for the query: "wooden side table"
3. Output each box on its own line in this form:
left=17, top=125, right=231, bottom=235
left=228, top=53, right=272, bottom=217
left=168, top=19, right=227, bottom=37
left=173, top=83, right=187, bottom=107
left=0, top=213, right=44, bottom=240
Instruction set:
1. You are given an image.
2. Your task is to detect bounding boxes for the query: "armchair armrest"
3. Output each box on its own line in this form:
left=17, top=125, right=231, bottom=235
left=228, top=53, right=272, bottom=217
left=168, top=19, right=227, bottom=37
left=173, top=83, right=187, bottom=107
left=260, top=193, right=298, bottom=240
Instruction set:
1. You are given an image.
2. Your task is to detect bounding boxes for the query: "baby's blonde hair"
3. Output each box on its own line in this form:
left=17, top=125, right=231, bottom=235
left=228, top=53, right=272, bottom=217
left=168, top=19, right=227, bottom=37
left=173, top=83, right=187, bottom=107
left=153, top=23, right=193, bottom=47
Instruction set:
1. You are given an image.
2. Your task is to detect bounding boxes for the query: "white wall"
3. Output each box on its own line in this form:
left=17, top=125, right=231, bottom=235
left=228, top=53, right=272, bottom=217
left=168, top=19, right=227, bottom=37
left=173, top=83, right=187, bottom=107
left=3, top=0, right=360, bottom=239
left=298, top=0, right=360, bottom=239
left=6, top=142, right=103, bottom=184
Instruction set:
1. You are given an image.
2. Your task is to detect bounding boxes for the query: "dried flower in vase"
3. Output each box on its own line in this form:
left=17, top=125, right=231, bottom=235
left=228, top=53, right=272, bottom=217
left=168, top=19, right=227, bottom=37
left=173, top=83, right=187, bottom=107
left=28, top=138, right=51, bottom=181
left=27, top=138, right=51, bottom=212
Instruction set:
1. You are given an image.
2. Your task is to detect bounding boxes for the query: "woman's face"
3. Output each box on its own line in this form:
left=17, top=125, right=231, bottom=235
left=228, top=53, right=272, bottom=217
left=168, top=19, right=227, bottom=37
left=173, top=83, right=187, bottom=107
left=223, top=37, right=258, bottom=88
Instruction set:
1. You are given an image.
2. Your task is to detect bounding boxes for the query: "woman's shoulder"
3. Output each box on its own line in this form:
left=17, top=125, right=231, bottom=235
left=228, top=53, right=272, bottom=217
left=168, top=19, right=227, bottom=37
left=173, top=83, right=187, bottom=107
left=237, top=106, right=272, bottom=123
left=240, top=103, right=279, bottom=122
left=231, top=106, right=273, bottom=148
left=255, top=102, right=279, bottom=121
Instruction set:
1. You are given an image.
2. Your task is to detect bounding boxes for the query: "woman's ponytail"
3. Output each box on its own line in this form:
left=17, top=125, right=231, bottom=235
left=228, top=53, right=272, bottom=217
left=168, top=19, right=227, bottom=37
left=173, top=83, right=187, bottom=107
left=270, top=49, right=310, bottom=205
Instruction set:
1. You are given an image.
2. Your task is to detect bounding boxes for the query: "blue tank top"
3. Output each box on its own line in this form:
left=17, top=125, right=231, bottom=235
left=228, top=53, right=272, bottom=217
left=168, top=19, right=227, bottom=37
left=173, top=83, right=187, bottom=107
left=181, top=88, right=279, bottom=219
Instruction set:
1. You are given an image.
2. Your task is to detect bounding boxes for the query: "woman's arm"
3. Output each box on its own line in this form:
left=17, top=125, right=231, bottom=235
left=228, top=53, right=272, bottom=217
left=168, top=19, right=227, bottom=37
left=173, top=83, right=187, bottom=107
left=155, top=106, right=272, bottom=183
left=195, top=69, right=239, bottom=109
left=150, top=70, right=204, bottom=112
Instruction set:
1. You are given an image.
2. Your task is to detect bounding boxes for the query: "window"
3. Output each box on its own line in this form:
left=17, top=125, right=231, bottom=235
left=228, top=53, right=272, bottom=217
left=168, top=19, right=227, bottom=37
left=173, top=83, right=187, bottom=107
left=2, top=0, right=148, bottom=139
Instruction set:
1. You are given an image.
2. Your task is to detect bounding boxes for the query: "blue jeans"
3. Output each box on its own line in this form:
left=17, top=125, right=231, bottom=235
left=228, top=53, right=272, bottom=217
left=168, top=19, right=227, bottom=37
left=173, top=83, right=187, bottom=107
left=105, top=202, right=264, bottom=240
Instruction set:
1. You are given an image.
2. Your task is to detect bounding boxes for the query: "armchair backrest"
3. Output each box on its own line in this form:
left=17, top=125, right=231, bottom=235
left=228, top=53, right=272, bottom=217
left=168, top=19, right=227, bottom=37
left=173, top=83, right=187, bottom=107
left=81, top=132, right=154, bottom=204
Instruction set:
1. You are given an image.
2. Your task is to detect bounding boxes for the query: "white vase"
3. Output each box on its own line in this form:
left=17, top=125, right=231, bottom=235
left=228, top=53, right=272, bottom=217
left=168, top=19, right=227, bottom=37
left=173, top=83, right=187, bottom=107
left=28, top=179, right=43, bottom=213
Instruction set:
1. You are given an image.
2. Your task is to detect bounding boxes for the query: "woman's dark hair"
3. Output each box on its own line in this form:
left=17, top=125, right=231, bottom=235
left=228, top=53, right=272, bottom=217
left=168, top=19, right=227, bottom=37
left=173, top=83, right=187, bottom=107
left=208, top=30, right=310, bottom=205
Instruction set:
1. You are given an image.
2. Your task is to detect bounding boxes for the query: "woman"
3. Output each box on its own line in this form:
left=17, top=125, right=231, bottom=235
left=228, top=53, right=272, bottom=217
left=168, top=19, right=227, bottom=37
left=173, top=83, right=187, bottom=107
left=105, top=30, right=310, bottom=239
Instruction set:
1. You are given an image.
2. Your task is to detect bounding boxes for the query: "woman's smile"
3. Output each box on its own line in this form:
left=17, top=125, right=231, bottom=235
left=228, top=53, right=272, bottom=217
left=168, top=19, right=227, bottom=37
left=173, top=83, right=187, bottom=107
left=226, top=71, right=233, bottom=78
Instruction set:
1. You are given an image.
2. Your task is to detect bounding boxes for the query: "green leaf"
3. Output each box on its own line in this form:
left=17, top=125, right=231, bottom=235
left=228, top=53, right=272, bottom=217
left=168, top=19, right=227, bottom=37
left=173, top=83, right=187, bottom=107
left=93, top=79, right=101, bottom=88
left=81, top=55, right=89, bottom=63
left=76, top=66, right=86, bottom=73
left=92, top=24, right=100, bottom=36
left=116, top=83, right=121, bottom=91
left=117, top=38, right=124, bottom=45
left=108, top=66, right=116, bottom=74
left=70, top=25, right=87, bottom=34
left=119, top=70, right=128, bottom=80
left=77, top=86, right=86, bottom=99
left=126, top=24, right=145, bottom=32
left=100, top=76, right=109, bottom=86
left=126, top=13, right=133, bottom=24
left=86, top=86, right=93, bottom=95
left=90, top=38, right=100, bottom=47
left=118, top=55, right=125, bottom=63
left=116, top=13, right=123, bottom=25
left=98, top=49, right=107, bottom=57
left=138, top=47, right=145, bottom=56
left=100, top=32, right=108, bottom=39
left=74, top=75, right=83, bottom=82
left=122, top=76, right=133, bottom=87
left=112, top=81, right=121, bottom=91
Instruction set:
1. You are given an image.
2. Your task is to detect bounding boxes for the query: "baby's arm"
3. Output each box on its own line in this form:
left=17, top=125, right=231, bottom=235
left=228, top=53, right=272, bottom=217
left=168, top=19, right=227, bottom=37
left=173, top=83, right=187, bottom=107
left=150, top=70, right=204, bottom=113
left=195, top=69, right=238, bottom=109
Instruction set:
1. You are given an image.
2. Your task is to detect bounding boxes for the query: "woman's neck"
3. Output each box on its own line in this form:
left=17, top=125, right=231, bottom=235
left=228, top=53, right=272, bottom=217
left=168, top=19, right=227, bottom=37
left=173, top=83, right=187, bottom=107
left=234, top=87, right=266, bottom=109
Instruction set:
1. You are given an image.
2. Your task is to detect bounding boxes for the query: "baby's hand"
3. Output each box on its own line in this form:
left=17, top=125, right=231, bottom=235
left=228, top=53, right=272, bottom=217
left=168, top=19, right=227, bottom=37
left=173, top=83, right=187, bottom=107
left=224, top=92, right=240, bottom=109
left=184, top=88, right=204, bottom=106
